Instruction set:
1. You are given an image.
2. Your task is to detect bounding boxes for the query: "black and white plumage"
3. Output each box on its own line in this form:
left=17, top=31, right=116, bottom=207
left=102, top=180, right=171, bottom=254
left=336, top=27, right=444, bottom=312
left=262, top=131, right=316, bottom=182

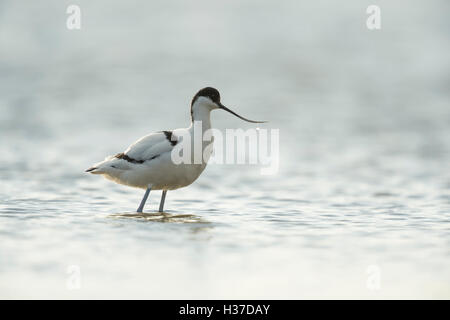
left=86, top=87, right=266, bottom=213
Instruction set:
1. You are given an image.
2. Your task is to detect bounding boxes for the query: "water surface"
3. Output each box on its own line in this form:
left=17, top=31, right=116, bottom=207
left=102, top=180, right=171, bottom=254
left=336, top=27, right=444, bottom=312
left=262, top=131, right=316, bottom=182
left=0, top=0, right=449, bottom=298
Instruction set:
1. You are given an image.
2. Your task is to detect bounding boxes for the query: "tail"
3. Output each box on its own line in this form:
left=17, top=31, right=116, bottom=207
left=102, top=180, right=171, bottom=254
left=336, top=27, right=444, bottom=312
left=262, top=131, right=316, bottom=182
left=85, top=166, right=103, bottom=174
left=85, top=156, right=113, bottom=174
left=85, top=155, right=127, bottom=175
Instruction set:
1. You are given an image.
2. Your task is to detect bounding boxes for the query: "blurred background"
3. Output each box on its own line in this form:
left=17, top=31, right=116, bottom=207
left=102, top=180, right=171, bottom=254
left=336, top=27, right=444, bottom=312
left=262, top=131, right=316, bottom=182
left=0, top=0, right=449, bottom=298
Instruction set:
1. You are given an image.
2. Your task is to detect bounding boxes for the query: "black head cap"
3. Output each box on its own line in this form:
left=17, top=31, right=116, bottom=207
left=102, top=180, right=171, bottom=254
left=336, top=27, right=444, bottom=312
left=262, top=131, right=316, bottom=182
left=191, top=87, right=221, bottom=106
left=189, top=86, right=267, bottom=123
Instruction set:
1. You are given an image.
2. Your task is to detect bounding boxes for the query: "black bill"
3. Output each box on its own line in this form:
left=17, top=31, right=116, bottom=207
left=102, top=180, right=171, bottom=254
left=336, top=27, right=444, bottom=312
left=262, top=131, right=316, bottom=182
left=219, top=103, right=267, bottom=123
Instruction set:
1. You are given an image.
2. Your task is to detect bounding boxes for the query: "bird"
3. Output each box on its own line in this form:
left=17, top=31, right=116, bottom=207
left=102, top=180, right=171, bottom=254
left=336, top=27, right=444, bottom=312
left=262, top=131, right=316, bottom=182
left=85, top=87, right=266, bottom=213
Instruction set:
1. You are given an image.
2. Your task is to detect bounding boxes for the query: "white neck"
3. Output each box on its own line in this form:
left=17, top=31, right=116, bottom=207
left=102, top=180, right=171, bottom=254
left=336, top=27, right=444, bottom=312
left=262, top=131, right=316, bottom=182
left=190, top=101, right=212, bottom=132
left=187, top=100, right=214, bottom=166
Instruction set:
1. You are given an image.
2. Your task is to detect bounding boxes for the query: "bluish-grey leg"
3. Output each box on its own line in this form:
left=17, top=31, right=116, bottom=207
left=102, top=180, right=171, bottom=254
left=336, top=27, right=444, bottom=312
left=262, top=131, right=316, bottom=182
left=137, top=185, right=152, bottom=213
left=159, top=190, right=167, bottom=212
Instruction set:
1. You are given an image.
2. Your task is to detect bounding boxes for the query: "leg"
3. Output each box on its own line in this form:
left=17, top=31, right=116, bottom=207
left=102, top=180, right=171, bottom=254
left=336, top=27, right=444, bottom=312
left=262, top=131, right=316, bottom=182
left=137, top=185, right=152, bottom=213
left=159, top=190, right=167, bottom=212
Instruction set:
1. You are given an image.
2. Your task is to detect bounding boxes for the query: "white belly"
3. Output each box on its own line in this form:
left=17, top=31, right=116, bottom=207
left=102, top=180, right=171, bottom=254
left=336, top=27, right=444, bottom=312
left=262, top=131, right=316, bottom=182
left=100, top=118, right=214, bottom=190
left=103, top=152, right=208, bottom=190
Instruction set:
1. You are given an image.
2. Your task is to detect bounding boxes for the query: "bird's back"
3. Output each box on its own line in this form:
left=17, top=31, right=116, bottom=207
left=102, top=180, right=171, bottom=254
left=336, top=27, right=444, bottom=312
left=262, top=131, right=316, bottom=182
left=86, top=128, right=208, bottom=190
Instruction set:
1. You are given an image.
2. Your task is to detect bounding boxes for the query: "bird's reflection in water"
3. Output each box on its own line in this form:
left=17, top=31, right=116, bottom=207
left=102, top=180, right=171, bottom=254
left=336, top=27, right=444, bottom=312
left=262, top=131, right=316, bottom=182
left=109, top=212, right=209, bottom=224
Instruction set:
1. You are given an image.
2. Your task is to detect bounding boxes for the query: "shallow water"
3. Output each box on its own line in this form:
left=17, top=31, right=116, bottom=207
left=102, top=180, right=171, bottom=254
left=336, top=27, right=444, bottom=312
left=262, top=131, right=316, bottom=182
left=0, top=0, right=449, bottom=298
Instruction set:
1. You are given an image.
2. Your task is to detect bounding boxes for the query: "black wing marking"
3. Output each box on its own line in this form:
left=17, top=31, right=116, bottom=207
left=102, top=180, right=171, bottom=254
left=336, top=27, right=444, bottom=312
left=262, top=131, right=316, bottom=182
left=162, top=131, right=177, bottom=146
left=114, top=152, right=160, bottom=164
